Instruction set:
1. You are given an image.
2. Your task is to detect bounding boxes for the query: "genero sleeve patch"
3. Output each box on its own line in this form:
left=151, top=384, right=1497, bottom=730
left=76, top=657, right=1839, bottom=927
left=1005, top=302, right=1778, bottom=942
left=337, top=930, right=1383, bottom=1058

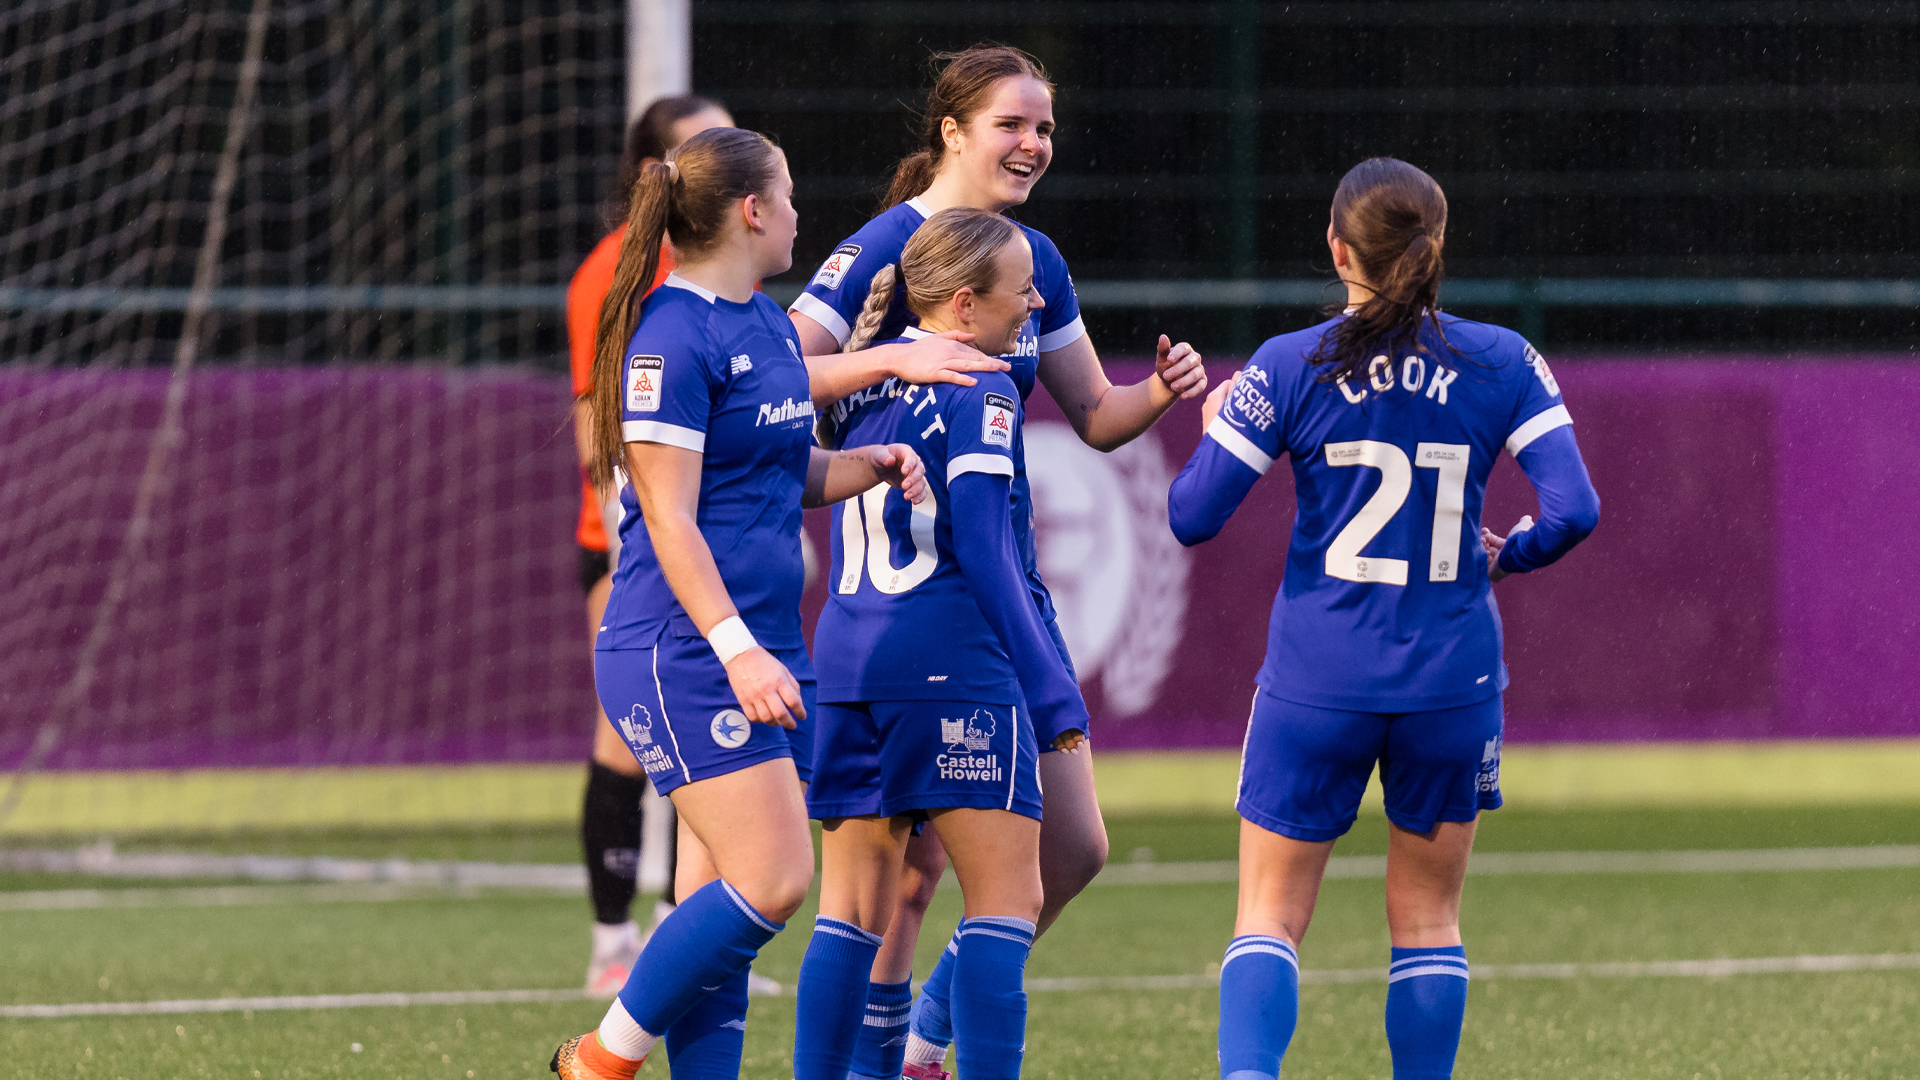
left=1524, top=342, right=1560, bottom=397
left=626, top=354, right=663, bottom=413
left=811, top=244, right=861, bottom=291
left=981, top=392, right=1016, bottom=448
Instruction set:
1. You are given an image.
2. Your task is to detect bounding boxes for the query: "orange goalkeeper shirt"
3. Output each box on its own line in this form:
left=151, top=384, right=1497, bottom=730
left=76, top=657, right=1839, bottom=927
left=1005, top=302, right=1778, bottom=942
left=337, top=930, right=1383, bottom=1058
left=567, top=230, right=675, bottom=551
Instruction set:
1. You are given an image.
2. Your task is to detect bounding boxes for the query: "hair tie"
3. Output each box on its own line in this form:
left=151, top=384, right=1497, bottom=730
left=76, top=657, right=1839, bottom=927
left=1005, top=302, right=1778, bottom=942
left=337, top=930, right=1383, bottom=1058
left=1408, top=226, right=1429, bottom=238
left=664, top=160, right=679, bottom=183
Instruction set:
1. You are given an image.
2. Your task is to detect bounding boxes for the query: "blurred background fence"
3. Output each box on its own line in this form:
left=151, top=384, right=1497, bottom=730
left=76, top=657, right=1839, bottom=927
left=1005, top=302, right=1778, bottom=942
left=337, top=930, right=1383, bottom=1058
left=4, top=1, right=1918, bottom=832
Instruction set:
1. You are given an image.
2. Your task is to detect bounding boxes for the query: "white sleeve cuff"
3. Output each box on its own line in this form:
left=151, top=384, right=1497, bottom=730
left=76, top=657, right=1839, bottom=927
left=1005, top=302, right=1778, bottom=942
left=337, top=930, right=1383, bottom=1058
left=1505, top=404, right=1573, bottom=455
left=1205, top=418, right=1274, bottom=475
left=1036, top=316, right=1087, bottom=354
left=788, top=291, right=851, bottom=347
left=623, top=420, right=706, bottom=453
left=948, top=452, right=1015, bottom=480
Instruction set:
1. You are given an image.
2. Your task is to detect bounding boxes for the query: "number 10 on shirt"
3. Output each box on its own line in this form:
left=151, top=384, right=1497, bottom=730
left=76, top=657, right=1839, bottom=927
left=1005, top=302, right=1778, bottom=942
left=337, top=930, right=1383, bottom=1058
left=839, top=486, right=939, bottom=595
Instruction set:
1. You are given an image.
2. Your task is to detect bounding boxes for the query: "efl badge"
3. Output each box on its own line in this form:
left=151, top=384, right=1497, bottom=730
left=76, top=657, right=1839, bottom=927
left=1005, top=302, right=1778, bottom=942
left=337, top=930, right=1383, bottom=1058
left=811, top=244, right=861, bottom=291
left=626, top=354, right=663, bottom=413
left=982, top=392, right=1015, bottom=448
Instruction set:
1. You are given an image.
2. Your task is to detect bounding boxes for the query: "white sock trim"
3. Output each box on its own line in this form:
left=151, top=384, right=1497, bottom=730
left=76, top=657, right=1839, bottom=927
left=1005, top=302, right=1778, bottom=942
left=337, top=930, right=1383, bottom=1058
left=596, top=998, right=658, bottom=1061
left=903, top=1030, right=947, bottom=1065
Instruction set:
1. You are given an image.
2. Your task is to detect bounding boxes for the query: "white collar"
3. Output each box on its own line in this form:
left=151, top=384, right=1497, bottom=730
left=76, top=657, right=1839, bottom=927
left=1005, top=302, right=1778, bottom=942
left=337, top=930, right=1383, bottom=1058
left=906, top=196, right=934, bottom=219
left=661, top=272, right=718, bottom=303
left=900, top=325, right=932, bottom=340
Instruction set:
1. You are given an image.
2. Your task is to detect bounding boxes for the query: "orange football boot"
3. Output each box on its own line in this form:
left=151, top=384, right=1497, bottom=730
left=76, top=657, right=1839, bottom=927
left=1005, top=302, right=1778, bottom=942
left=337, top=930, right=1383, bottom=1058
left=549, top=1032, right=644, bottom=1080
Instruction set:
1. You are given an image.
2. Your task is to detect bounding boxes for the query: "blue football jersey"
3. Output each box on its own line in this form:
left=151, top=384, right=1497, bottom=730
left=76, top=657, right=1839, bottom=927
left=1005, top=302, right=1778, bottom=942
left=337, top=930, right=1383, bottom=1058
left=598, top=274, right=817, bottom=652
left=790, top=200, right=1084, bottom=626
left=813, top=338, right=1032, bottom=702
left=789, top=197, right=1086, bottom=395
left=1171, top=314, right=1573, bottom=712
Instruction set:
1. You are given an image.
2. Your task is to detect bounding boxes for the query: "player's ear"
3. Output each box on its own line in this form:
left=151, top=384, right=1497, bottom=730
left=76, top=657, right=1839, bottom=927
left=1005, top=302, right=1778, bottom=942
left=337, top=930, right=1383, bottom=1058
left=940, top=115, right=964, bottom=156
left=950, top=287, right=975, bottom=324
left=741, top=193, right=764, bottom=234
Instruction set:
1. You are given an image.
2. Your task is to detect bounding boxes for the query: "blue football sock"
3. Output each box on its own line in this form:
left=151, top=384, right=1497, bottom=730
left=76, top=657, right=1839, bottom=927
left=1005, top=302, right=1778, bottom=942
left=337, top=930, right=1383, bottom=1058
left=1385, top=946, right=1469, bottom=1080
left=793, top=916, right=886, bottom=1080
left=663, top=966, right=748, bottom=1079
left=950, top=916, right=1035, bottom=1080
left=616, top=878, right=784, bottom=1038
left=848, top=977, right=913, bottom=1080
left=1217, top=935, right=1299, bottom=1080
left=904, top=929, right=960, bottom=1061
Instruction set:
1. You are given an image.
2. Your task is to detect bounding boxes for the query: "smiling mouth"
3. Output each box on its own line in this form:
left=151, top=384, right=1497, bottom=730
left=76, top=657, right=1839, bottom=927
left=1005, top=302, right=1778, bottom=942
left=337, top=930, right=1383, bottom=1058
left=1003, top=161, right=1036, bottom=180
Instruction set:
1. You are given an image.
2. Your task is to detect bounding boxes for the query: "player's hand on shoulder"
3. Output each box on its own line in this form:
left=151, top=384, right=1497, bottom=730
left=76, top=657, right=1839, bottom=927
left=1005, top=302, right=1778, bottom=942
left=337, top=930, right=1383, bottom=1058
left=1481, top=515, right=1534, bottom=583
left=1051, top=729, right=1086, bottom=754
left=1153, top=334, right=1207, bottom=400
left=862, top=442, right=928, bottom=504
left=723, top=647, right=806, bottom=729
left=892, top=330, right=1003, bottom=388
left=1200, top=371, right=1238, bottom=432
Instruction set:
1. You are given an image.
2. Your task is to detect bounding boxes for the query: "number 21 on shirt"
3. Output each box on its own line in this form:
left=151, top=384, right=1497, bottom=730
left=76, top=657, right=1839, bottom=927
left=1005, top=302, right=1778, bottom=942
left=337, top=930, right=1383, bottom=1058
left=1323, top=440, right=1470, bottom=586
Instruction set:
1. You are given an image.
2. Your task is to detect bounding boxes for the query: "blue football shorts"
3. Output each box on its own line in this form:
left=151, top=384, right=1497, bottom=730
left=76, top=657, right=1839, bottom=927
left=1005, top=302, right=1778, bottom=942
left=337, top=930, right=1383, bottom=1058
left=1236, top=688, right=1504, bottom=842
left=594, top=632, right=815, bottom=797
left=807, top=699, right=1043, bottom=822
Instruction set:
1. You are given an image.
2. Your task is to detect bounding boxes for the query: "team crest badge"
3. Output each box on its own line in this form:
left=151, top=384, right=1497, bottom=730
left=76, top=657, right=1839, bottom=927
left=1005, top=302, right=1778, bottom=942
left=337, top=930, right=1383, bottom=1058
left=710, top=709, right=750, bottom=749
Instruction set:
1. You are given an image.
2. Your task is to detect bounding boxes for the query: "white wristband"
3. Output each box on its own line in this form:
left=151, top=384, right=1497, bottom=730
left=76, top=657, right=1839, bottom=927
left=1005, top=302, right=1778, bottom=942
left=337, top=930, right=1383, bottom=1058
left=705, top=616, right=758, bottom=665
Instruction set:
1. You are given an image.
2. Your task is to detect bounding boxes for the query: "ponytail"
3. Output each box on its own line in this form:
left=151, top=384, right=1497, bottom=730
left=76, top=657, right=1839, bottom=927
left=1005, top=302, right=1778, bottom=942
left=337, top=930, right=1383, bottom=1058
left=581, top=127, right=783, bottom=488
left=1305, top=158, right=1451, bottom=386
left=587, top=162, right=673, bottom=488
left=881, top=153, right=938, bottom=214
left=817, top=264, right=901, bottom=449
left=845, top=264, right=900, bottom=353
left=879, top=45, right=1052, bottom=212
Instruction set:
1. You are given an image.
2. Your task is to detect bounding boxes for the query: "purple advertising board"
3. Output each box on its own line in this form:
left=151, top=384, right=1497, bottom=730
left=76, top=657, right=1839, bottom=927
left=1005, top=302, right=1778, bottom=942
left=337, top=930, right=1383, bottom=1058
left=1, top=358, right=1913, bottom=771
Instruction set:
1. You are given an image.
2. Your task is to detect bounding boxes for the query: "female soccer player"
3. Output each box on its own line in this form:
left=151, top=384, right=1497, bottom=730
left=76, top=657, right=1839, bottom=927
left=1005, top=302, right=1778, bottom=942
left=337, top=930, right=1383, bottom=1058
left=1167, top=158, right=1601, bottom=1080
left=568, top=92, right=733, bottom=999
left=793, top=206, right=1088, bottom=1080
left=550, top=126, right=930, bottom=1080
left=787, top=45, right=1206, bottom=1079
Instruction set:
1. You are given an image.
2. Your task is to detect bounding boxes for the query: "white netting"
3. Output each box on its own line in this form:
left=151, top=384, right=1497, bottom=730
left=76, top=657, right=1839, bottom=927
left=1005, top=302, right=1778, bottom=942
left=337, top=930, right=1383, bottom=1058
left=0, top=0, right=625, bottom=366
left=0, top=0, right=628, bottom=839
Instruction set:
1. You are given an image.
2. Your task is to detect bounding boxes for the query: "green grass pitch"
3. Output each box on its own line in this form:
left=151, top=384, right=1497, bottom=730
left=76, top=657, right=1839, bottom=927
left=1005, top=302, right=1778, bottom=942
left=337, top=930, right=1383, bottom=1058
left=5, top=806, right=1919, bottom=1079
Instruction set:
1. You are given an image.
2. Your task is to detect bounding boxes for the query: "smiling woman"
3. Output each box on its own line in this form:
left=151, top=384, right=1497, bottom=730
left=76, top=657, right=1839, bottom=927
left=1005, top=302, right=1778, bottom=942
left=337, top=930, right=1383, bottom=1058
left=783, top=42, right=1214, bottom=1080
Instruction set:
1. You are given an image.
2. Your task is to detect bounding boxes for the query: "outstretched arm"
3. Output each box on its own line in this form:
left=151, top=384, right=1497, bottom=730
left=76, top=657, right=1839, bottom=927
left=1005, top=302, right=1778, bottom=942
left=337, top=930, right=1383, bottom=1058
left=792, top=311, right=1005, bottom=406
left=1036, top=333, right=1208, bottom=452
left=1481, top=425, right=1600, bottom=581
left=948, top=470, right=1092, bottom=747
left=804, top=443, right=928, bottom=508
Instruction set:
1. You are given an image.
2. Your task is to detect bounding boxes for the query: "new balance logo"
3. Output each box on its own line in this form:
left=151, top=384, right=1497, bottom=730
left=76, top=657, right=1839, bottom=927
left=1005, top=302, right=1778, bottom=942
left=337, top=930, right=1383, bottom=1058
left=730, top=353, right=753, bottom=375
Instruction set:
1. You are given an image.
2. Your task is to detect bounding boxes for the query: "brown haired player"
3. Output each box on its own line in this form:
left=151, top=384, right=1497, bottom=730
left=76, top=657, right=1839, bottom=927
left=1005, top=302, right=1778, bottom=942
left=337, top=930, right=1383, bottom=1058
left=1170, top=158, right=1599, bottom=1080
left=788, top=45, right=1208, bottom=1080
left=568, top=94, right=735, bottom=999
left=552, top=124, right=934, bottom=1079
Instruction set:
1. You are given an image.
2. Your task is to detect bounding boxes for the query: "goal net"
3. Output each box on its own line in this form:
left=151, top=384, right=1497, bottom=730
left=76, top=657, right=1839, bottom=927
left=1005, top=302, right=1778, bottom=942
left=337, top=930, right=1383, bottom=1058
left=0, top=0, right=629, bottom=853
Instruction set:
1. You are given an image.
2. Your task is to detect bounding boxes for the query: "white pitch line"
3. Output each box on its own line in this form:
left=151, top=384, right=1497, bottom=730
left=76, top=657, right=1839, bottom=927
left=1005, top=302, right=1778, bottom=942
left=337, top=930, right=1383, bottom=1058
left=1095, top=844, right=1920, bottom=885
left=5, top=845, right=1917, bottom=898
left=10, top=953, right=1920, bottom=1019
left=0, top=989, right=591, bottom=1019
left=0, top=883, right=477, bottom=912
